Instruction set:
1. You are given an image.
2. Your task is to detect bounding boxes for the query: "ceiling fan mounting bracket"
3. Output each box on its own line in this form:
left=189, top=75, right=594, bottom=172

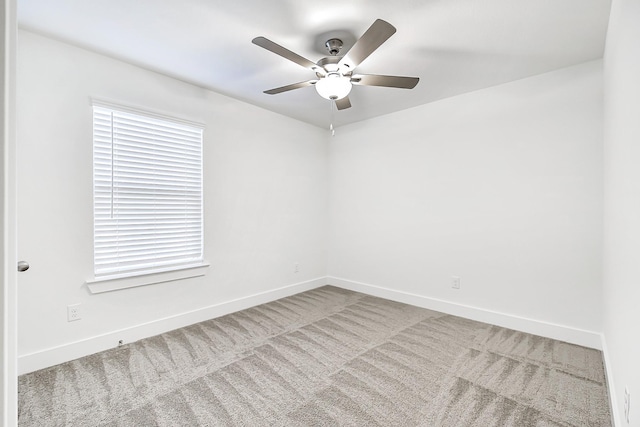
left=325, top=38, right=344, bottom=56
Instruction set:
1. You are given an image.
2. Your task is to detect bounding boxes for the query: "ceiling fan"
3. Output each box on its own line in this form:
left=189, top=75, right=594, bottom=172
left=252, top=19, right=419, bottom=110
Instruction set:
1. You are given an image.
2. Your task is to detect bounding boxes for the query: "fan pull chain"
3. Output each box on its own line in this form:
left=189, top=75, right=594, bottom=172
left=329, top=99, right=336, bottom=136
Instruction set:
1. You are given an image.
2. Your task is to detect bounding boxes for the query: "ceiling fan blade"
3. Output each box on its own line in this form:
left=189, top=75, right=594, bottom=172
left=335, top=96, right=351, bottom=110
left=338, top=19, right=396, bottom=70
left=351, top=74, right=419, bottom=89
left=252, top=36, right=321, bottom=73
left=263, top=80, right=317, bottom=95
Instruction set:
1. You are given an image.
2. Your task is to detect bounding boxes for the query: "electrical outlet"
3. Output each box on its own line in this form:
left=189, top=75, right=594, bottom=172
left=452, top=276, right=461, bottom=289
left=625, top=386, right=631, bottom=423
left=67, top=304, right=81, bottom=322
left=294, top=263, right=299, bottom=273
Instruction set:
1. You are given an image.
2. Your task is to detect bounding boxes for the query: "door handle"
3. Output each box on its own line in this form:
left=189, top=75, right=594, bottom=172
left=17, top=261, right=29, bottom=272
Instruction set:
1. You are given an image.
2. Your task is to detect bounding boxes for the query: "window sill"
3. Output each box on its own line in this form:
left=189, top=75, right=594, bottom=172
left=86, top=262, right=210, bottom=294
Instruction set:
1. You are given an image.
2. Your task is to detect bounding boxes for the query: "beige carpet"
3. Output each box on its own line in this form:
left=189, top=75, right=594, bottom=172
left=18, top=286, right=611, bottom=426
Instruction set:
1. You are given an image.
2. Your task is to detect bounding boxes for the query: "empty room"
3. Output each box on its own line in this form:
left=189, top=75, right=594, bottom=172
left=2, top=0, right=639, bottom=425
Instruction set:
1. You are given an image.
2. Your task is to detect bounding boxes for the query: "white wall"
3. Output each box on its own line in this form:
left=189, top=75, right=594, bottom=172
left=16, top=31, right=328, bottom=373
left=603, top=0, right=640, bottom=424
left=328, top=61, right=603, bottom=345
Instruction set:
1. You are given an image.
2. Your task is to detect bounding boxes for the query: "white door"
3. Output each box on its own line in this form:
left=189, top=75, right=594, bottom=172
left=2, top=0, right=18, bottom=425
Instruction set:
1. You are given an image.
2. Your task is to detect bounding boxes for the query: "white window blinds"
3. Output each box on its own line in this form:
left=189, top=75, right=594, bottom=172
left=92, top=104, right=204, bottom=278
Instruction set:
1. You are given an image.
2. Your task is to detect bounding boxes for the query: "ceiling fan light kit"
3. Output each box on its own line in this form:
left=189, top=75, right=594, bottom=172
left=252, top=19, right=419, bottom=111
left=315, top=74, right=352, bottom=100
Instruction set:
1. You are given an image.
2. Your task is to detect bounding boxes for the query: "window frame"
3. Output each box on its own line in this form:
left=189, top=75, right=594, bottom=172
left=87, top=99, right=208, bottom=293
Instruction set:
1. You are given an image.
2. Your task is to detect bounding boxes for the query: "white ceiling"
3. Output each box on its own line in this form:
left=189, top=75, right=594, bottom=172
left=18, top=0, right=611, bottom=129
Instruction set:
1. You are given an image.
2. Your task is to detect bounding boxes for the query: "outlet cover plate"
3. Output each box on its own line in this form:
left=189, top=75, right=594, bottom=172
left=67, top=304, right=81, bottom=322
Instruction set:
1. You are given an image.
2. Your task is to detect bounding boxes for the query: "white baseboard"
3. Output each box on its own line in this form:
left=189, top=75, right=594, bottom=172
left=328, top=276, right=603, bottom=350
left=18, top=277, right=327, bottom=375
left=20, top=276, right=605, bottom=375
left=600, top=334, right=620, bottom=426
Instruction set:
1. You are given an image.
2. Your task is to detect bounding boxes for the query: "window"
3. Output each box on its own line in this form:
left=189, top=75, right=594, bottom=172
left=92, top=103, right=204, bottom=281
